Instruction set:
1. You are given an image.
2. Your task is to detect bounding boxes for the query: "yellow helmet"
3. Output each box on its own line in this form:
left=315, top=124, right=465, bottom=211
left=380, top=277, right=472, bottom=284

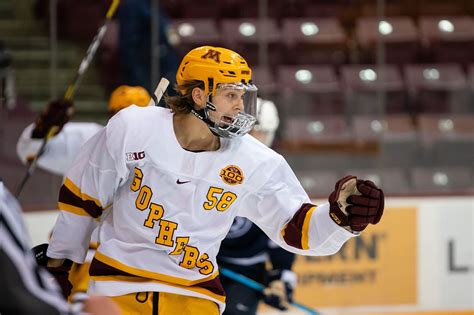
left=176, top=46, right=258, bottom=138
left=108, top=85, right=151, bottom=112
left=176, top=46, right=252, bottom=96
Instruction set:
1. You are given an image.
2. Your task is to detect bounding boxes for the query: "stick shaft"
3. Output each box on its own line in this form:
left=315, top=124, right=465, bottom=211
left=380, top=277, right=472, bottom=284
left=64, top=0, right=120, bottom=100
left=15, top=0, right=120, bottom=198
left=148, top=77, right=170, bottom=106
left=220, top=267, right=321, bottom=315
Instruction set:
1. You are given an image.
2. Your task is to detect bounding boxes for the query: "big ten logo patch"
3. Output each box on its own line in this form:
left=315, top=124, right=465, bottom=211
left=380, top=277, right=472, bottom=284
left=126, top=151, right=145, bottom=161
left=220, top=165, right=244, bottom=185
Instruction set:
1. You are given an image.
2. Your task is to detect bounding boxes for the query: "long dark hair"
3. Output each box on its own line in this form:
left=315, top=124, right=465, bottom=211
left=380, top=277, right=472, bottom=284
left=164, top=80, right=204, bottom=114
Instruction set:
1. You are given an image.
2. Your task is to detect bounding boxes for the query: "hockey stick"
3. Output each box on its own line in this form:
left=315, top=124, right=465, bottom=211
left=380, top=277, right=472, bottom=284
left=15, top=0, right=120, bottom=198
left=148, top=77, right=170, bottom=107
left=64, top=0, right=120, bottom=101
left=220, top=267, right=321, bottom=315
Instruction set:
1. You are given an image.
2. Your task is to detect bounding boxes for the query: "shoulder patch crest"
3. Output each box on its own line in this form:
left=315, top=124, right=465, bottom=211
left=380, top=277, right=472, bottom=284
left=220, top=165, right=244, bottom=185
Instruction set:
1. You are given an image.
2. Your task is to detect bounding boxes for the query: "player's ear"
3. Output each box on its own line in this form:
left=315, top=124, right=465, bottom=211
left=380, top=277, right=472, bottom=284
left=191, top=87, right=206, bottom=109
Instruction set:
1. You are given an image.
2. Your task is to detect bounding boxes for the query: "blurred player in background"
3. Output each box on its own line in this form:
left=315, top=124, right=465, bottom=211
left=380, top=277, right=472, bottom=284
left=16, top=85, right=151, bottom=303
left=17, top=85, right=151, bottom=175
left=218, top=98, right=298, bottom=314
left=118, top=0, right=179, bottom=94
left=39, top=46, right=384, bottom=314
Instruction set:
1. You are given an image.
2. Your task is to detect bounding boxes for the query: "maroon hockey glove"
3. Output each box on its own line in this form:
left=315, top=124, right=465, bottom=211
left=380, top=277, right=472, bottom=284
left=329, top=175, right=384, bottom=232
left=31, top=99, right=74, bottom=139
left=32, top=243, right=73, bottom=298
left=46, top=260, right=73, bottom=299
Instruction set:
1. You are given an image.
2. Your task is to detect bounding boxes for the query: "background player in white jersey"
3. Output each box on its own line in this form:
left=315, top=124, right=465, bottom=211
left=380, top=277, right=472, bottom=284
left=218, top=98, right=298, bottom=314
left=16, top=85, right=151, bottom=301
left=42, top=46, right=384, bottom=315
left=17, top=85, right=151, bottom=175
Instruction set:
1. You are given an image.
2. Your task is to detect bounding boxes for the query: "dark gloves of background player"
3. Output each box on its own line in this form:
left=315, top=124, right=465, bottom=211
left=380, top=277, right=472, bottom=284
left=263, top=269, right=296, bottom=311
left=33, top=243, right=73, bottom=298
left=329, top=175, right=384, bottom=232
left=31, top=99, right=74, bottom=139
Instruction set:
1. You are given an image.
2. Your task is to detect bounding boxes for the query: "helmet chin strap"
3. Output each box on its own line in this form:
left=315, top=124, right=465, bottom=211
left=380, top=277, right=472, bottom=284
left=188, top=95, right=221, bottom=137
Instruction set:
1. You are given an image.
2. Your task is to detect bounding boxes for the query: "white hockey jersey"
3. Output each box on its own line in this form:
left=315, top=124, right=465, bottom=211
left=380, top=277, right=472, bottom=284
left=16, top=121, right=103, bottom=250
left=16, top=122, right=103, bottom=175
left=47, top=106, right=355, bottom=313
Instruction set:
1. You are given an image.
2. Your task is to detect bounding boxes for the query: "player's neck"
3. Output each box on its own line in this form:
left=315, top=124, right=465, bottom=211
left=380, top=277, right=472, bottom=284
left=173, top=113, right=220, bottom=152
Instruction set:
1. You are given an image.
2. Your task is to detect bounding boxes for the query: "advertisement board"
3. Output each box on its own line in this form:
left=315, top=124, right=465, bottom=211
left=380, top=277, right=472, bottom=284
left=293, top=206, right=417, bottom=307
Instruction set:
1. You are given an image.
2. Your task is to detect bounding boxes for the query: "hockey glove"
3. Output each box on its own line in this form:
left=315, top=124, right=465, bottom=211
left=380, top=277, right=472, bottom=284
left=32, top=242, right=50, bottom=266
left=31, top=99, right=74, bottom=139
left=263, top=269, right=296, bottom=311
left=32, top=243, right=73, bottom=298
left=328, top=175, right=384, bottom=232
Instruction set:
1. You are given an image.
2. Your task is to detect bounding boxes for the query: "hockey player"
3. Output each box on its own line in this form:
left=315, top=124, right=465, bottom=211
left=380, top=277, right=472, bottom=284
left=16, top=85, right=151, bottom=302
left=43, top=46, right=384, bottom=315
left=17, top=85, right=151, bottom=175
left=218, top=98, right=298, bottom=314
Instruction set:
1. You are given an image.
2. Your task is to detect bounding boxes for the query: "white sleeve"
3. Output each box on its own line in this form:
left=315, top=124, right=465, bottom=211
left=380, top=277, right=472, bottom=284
left=47, top=119, right=128, bottom=263
left=16, top=122, right=103, bottom=176
left=239, top=156, right=356, bottom=256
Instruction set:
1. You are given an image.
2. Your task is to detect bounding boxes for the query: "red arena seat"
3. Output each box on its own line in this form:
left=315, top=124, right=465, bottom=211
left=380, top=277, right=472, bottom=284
left=170, top=19, right=221, bottom=56
left=221, top=18, right=282, bottom=66
left=355, top=16, right=419, bottom=64
left=419, top=16, right=474, bottom=65
left=341, top=64, right=407, bottom=115
left=278, top=65, right=343, bottom=115
left=411, top=167, right=473, bottom=193
left=404, top=63, right=469, bottom=113
left=281, top=18, right=347, bottom=65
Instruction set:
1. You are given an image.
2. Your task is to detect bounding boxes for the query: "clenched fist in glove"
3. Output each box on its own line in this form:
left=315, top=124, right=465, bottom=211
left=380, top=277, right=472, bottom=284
left=329, top=175, right=384, bottom=233
left=33, top=243, right=73, bottom=299
left=263, top=269, right=297, bottom=311
left=31, top=99, right=74, bottom=139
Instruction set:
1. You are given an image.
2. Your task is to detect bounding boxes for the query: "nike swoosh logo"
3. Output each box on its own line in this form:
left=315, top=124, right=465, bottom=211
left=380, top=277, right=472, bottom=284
left=176, top=179, right=191, bottom=184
